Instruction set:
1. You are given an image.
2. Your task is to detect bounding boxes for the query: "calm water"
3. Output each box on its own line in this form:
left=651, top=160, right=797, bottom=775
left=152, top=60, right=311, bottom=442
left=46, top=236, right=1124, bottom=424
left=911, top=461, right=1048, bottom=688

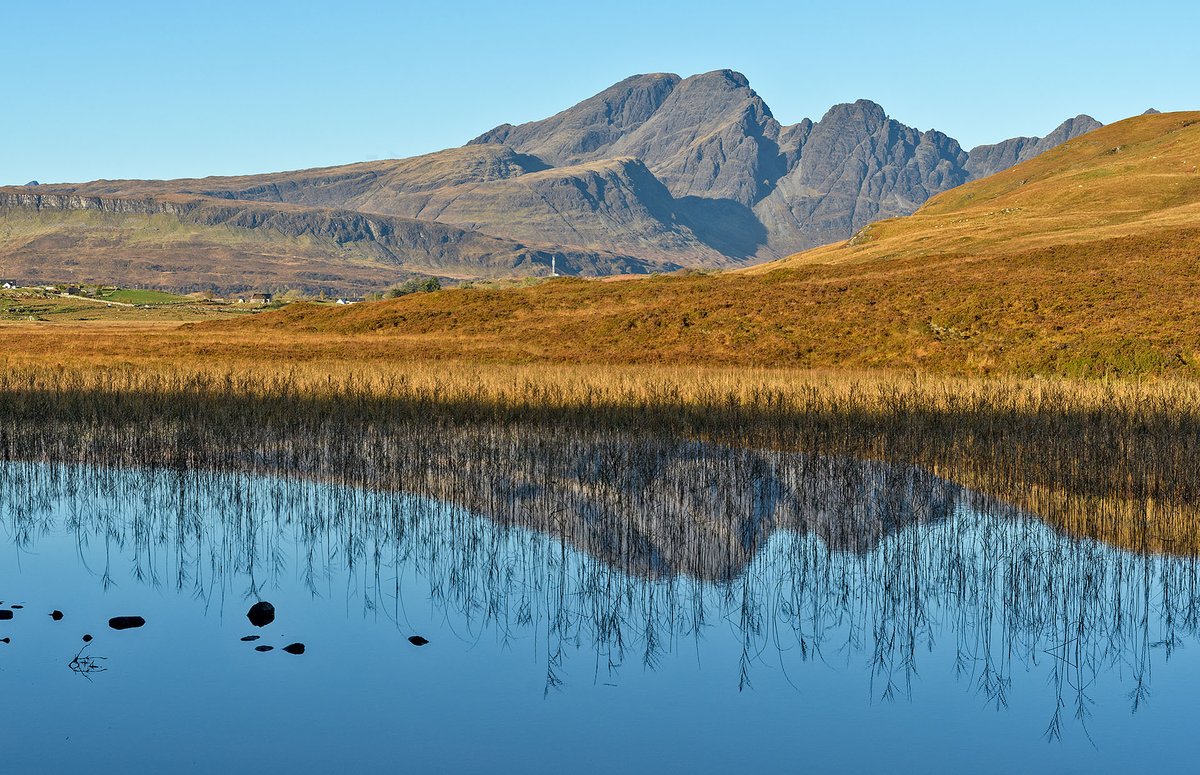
left=2, top=458, right=1199, bottom=773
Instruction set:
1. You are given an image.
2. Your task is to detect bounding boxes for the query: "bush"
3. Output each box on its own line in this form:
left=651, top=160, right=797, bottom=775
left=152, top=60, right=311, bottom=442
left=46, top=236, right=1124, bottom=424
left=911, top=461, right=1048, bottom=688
left=384, top=277, right=442, bottom=299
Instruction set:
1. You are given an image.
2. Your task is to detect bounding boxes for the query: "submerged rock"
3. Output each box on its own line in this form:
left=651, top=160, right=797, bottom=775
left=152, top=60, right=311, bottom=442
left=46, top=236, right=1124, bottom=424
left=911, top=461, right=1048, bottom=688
left=0, top=637, right=9, bottom=644
left=246, top=601, right=276, bottom=628
left=407, top=635, right=429, bottom=647
left=108, top=616, right=146, bottom=631
left=240, top=635, right=261, bottom=642
left=254, top=645, right=274, bottom=653
left=10, top=605, right=23, bottom=610
left=50, top=610, right=64, bottom=621
left=82, top=634, right=93, bottom=643
left=0, top=610, right=12, bottom=620
left=282, top=643, right=305, bottom=655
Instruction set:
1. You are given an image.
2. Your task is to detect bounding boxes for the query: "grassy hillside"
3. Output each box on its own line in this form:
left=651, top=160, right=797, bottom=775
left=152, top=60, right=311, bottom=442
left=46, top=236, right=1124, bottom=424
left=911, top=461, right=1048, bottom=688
left=200, top=112, right=1200, bottom=376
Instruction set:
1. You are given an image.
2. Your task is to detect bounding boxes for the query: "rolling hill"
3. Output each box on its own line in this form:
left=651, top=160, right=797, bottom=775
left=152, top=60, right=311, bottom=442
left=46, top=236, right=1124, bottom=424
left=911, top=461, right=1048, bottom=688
left=216, top=112, right=1200, bottom=376
left=0, top=70, right=1099, bottom=295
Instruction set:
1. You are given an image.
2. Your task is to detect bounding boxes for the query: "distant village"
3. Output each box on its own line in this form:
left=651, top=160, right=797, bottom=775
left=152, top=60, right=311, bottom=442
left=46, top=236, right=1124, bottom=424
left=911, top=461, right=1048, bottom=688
left=0, top=282, right=368, bottom=308
left=0, top=276, right=446, bottom=320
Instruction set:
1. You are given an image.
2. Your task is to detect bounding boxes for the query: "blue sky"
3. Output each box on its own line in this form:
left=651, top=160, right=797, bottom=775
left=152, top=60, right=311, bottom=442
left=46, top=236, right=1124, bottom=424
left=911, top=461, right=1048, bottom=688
left=2, top=0, right=1196, bottom=185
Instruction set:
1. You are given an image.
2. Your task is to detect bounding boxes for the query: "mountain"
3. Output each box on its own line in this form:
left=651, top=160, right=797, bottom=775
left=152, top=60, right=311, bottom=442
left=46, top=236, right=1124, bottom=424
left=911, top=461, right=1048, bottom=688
left=473, top=71, right=785, bottom=206
left=0, top=70, right=1101, bottom=293
left=963, top=115, right=1103, bottom=179
left=469, top=70, right=1100, bottom=253
left=227, top=112, right=1200, bottom=377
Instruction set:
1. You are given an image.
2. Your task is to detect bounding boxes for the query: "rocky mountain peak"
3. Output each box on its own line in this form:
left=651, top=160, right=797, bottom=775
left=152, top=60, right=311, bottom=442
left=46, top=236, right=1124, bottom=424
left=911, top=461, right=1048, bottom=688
left=466, top=72, right=681, bottom=167
left=965, top=114, right=1102, bottom=180
left=466, top=72, right=1103, bottom=257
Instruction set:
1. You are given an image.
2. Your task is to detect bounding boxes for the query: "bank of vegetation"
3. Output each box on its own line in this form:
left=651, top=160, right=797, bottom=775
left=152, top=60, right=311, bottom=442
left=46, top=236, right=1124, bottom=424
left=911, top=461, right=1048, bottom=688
left=0, top=362, right=1197, bottom=556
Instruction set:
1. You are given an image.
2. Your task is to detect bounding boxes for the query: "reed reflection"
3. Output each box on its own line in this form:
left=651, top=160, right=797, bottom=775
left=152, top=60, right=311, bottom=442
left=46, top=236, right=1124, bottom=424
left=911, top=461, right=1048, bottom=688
left=1, top=426, right=1198, bottom=742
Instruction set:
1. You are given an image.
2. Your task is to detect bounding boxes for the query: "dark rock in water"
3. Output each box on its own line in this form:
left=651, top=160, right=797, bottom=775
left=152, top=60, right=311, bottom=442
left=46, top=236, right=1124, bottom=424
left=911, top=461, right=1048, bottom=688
left=50, top=610, right=64, bottom=621
left=282, top=643, right=305, bottom=655
left=0, top=610, right=12, bottom=620
left=10, top=605, right=22, bottom=610
left=408, top=635, right=429, bottom=646
left=246, top=601, right=276, bottom=628
left=0, top=637, right=9, bottom=644
left=82, top=634, right=93, bottom=643
left=254, top=645, right=274, bottom=652
left=240, top=635, right=261, bottom=642
left=108, top=616, right=146, bottom=631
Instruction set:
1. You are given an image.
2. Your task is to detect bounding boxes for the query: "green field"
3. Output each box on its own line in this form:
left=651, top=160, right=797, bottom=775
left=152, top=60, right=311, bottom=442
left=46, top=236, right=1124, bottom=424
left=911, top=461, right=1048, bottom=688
left=102, top=288, right=190, bottom=305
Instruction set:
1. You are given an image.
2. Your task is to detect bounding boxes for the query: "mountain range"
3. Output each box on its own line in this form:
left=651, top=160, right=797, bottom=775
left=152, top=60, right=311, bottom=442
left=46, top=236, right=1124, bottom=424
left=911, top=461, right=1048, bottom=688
left=223, top=111, right=1200, bottom=376
left=0, top=70, right=1100, bottom=294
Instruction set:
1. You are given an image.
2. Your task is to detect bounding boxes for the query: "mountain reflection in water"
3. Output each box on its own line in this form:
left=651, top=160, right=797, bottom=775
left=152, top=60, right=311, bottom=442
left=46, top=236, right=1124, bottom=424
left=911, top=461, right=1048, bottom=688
left=3, top=427, right=1198, bottom=757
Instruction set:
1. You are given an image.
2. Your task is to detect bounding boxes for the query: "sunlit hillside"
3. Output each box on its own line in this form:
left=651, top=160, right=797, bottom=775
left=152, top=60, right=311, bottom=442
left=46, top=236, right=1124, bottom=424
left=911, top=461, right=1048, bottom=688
left=200, top=112, right=1200, bottom=376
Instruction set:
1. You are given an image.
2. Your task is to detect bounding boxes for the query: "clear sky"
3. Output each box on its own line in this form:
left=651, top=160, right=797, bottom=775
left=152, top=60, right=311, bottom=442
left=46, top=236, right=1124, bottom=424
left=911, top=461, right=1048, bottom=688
left=3, top=0, right=1196, bottom=185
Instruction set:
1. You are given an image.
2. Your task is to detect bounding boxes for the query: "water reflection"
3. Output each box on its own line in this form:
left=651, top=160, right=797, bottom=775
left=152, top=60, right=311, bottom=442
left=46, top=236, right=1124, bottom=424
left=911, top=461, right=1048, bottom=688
left=1, top=432, right=1198, bottom=748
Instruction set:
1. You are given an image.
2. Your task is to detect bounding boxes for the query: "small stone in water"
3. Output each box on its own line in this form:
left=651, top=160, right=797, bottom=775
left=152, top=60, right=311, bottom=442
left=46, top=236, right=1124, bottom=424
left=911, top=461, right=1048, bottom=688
left=282, top=643, right=305, bottom=655
left=408, top=635, right=429, bottom=646
left=10, top=605, right=22, bottom=610
left=0, top=637, right=9, bottom=644
left=82, top=634, right=93, bottom=642
left=50, top=610, right=64, bottom=621
left=246, top=601, right=276, bottom=628
left=0, top=610, right=12, bottom=620
left=254, top=645, right=274, bottom=652
left=240, top=635, right=261, bottom=642
left=108, top=616, right=146, bottom=631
